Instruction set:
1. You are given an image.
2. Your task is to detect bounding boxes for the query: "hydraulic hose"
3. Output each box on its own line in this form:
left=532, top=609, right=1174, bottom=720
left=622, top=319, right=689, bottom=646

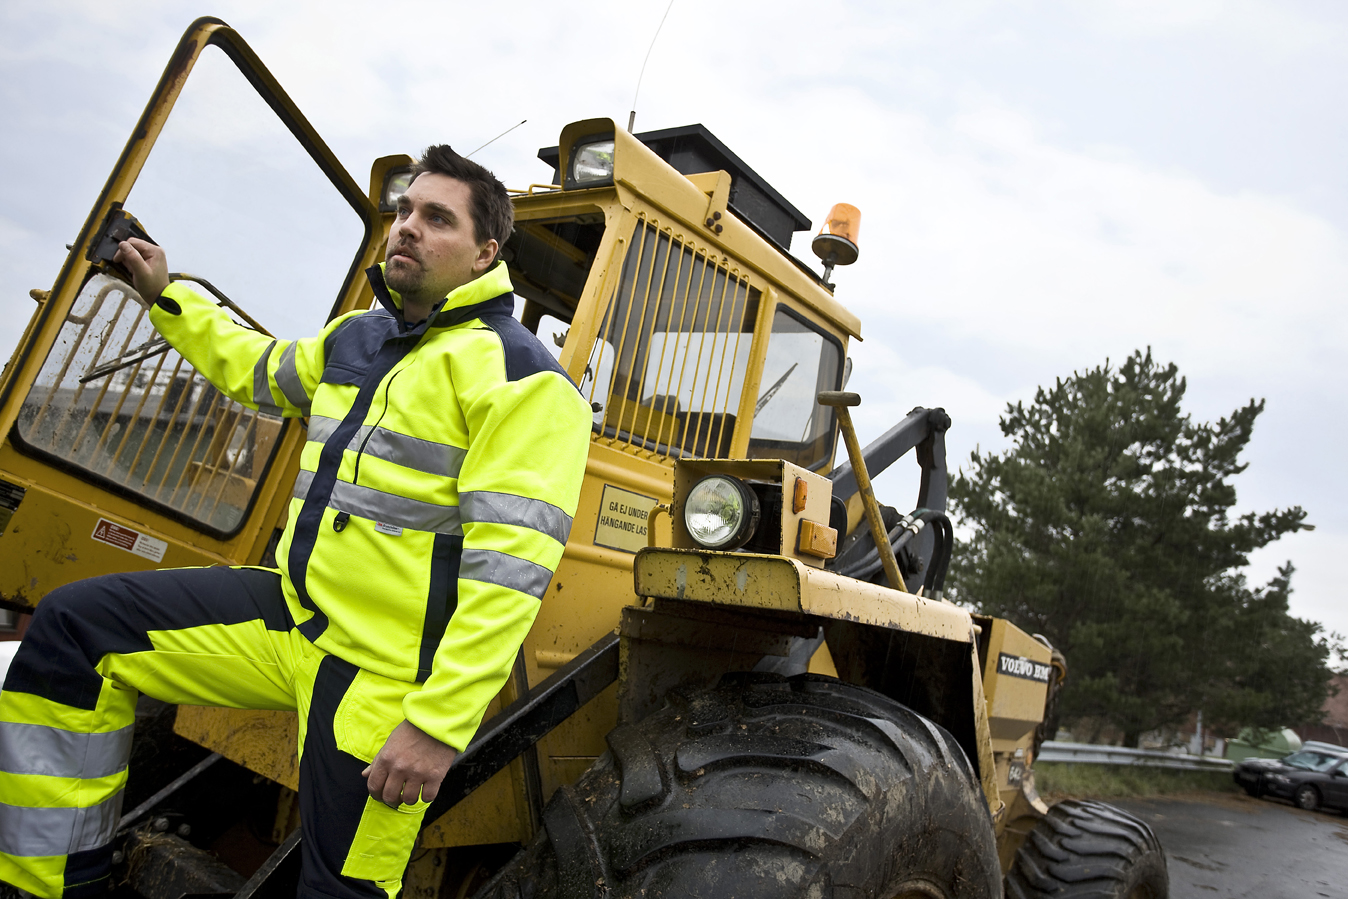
left=922, top=512, right=954, bottom=598
left=835, top=508, right=953, bottom=597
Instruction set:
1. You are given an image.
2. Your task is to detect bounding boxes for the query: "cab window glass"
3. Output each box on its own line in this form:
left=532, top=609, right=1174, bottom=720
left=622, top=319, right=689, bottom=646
left=748, top=307, right=841, bottom=470
left=525, top=311, right=610, bottom=427
left=503, top=212, right=605, bottom=329
left=13, top=45, right=366, bottom=535
left=586, top=217, right=758, bottom=459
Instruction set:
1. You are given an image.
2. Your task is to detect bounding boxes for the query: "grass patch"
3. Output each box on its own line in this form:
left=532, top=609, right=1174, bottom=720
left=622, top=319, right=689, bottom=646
left=1034, top=762, right=1239, bottom=801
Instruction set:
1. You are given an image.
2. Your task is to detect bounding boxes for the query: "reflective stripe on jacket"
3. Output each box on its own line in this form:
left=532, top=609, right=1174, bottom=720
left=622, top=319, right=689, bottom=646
left=149, top=261, right=592, bottom=750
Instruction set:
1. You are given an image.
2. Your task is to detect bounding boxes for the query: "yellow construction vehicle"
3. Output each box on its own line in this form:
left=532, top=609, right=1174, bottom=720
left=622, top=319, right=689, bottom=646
left=0, top=18, right=1168, bottom=899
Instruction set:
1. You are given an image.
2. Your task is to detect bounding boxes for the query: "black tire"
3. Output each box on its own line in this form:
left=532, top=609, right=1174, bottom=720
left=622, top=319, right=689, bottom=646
left=474, top=672, right=1001, bottom=899
left=1294, top=784, right=1320, bottom=812
left=1005, top=799, right=1168, bottom=899
left=1240, top=783, right=1262, bottom=798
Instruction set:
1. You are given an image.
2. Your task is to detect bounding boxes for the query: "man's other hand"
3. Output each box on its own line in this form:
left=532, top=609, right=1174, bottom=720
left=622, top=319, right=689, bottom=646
left=113, top=237, right=169, bottom=301
left=362, top=719, right=459, bottom=808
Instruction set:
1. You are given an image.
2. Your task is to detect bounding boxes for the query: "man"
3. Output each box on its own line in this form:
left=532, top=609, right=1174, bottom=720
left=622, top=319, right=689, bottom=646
left=0, top=147, right=593, bottom=899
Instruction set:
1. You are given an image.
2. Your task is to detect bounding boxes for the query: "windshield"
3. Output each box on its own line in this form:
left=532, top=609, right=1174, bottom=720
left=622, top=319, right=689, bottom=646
left=1283, top=751, right=1344, bottom=772
left=747, top=307, right=842, bottom=469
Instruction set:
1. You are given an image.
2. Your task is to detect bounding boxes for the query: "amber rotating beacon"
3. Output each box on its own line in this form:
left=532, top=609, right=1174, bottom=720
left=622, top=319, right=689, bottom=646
left=811, top=203, right=860, bottom=290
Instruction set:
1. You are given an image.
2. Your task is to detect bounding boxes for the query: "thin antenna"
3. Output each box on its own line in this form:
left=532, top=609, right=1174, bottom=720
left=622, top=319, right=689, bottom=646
left=628, top=0, right=676, bottom=133
left=466, top=119, right=528, bottom=158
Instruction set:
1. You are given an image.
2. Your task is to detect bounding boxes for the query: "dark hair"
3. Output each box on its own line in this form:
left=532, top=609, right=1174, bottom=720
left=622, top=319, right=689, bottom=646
left=412, top=145, right=514, bottom=252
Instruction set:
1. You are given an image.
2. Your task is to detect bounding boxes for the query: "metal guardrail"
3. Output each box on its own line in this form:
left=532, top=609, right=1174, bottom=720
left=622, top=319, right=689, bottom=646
left=1038, top=741, right=1234, bottom=771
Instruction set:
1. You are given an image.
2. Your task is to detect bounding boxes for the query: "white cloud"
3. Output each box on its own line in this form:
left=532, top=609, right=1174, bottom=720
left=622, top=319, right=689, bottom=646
left=1072, top=0, right=1336, bottom=50
left=818, top=96, right=1348, bottom=387
left=0, top=215, right=31, bottom=249
left=1249, top=530, right=1348, bottom=644
left=851, top=345, right=1023, bottom=510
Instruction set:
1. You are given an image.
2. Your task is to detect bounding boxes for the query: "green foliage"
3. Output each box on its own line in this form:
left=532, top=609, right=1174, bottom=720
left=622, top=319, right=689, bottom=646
left=950, top=349, right=1335, bottom=745
left=1033, top=762, right=1238, bottom=801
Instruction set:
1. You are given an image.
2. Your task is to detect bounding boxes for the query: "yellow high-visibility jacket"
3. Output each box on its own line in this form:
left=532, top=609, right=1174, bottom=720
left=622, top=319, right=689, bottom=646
left=149, top=261, right=592, bottom=750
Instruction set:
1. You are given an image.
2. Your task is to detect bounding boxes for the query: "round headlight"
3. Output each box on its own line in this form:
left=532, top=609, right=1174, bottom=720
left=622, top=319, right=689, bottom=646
left=684, top=475, right=760, bottom=550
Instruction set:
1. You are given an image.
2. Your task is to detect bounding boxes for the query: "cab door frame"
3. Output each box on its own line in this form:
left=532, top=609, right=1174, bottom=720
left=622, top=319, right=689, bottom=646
left=0, top=17, right=384, bottom=610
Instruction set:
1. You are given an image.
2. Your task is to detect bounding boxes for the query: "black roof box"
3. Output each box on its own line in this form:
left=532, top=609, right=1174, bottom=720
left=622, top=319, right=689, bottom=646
left=538, top=123, right=812, bottom=251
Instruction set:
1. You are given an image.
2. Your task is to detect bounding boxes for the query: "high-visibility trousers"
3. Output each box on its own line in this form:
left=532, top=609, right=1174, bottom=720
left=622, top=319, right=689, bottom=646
left=0, top=566, right=433, bottom=899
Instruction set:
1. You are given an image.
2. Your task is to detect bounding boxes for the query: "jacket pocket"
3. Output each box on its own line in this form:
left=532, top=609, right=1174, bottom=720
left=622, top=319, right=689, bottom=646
left=333, top=668, right=419, bottom=763
left=321, top=361, right=366, bottom=386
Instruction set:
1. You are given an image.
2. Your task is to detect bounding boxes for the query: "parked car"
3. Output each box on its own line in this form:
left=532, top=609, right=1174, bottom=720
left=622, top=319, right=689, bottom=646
left=1233, top=746, right=1348, bottom=813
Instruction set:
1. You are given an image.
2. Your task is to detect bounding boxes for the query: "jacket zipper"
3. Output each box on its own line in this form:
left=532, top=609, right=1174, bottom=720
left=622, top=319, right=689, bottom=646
left=333, top=367, right=402, bottom=533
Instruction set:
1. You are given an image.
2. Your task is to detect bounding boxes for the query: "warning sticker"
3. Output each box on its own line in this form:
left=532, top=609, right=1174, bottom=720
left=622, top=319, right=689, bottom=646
left=91, top=518, right=167, bottom=563
left=594, top=485, right=658, bottom=554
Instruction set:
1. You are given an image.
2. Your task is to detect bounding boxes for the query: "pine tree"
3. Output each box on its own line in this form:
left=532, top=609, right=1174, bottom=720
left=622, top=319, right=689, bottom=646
left=1203, top=564, right=1338, bottom=734
left=950, top=349, right=1333, bottom=746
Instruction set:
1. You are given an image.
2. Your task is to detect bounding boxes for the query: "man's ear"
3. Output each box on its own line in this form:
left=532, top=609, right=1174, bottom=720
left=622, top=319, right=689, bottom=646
left=474, top=239, right=500, bottom=273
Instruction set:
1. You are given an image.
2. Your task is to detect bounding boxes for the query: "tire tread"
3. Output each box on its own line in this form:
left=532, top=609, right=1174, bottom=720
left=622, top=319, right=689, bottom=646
left=475, top=673, right=1001, bottom=899
left=1005, top=799, right=1168, bottom=899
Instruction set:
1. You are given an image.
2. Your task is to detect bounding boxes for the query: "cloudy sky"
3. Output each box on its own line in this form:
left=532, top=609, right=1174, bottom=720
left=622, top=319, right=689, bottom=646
left=2, top=1, right=1344, bottom=645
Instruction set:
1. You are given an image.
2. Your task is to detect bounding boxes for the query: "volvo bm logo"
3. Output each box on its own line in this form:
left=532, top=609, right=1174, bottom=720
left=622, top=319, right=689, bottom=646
left=997, top=652, right=1052, bottom=684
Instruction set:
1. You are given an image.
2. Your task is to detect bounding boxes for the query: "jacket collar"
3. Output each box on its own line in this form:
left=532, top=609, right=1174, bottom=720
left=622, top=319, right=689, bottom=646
left=365, top=261, right=515, bottom=333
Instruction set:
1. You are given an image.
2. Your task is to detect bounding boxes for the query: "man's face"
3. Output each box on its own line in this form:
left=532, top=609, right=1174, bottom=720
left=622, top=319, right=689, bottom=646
left=385, top=173, right=498, bottom=305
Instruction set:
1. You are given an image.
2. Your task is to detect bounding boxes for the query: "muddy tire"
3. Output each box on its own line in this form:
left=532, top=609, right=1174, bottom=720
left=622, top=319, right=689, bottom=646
left=474, top=672, right=1001, bottom=899
left=1005, top=799, right=1168, bottom=899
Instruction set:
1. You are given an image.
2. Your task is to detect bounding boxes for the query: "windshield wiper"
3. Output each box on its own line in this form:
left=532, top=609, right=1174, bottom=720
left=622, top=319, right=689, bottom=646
left=754, top=362, right=797, bottom=417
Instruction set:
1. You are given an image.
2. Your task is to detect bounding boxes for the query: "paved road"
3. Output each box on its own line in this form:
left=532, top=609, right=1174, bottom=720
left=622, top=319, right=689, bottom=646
left=1111, top=794, right=1348, bottom=899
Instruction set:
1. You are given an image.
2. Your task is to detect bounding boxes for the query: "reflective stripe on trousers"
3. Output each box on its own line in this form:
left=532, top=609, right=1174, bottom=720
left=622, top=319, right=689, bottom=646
left=0, top=567, right=430, bottom=899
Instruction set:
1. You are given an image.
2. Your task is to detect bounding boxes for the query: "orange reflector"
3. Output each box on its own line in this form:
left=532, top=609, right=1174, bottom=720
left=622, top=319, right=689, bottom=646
left=797, top=520, right=838, bottom=559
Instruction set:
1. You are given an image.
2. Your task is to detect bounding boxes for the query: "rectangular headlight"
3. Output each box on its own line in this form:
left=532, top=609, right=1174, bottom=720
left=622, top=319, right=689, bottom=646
left=380, top=167, right=415, bottom=212
left=566, top=135, right=615, bottom=189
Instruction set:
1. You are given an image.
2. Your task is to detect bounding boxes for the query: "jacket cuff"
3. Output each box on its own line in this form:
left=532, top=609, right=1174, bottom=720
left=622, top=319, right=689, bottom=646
left=148, top=281, right=207, bottom=328
left=401, top=695, right=470, bottom=754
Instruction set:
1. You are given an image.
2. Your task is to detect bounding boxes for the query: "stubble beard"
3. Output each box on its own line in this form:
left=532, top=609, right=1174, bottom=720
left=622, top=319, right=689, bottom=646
left=385, top=255, right=422, bottom=293
left=386, top=255, right=442, bottom=308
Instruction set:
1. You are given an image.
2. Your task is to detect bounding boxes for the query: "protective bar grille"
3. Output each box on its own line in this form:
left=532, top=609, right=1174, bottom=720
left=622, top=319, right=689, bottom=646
left=585, top=216, right=759, bottom=461
left=16, top=274, right=283, bottom=533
